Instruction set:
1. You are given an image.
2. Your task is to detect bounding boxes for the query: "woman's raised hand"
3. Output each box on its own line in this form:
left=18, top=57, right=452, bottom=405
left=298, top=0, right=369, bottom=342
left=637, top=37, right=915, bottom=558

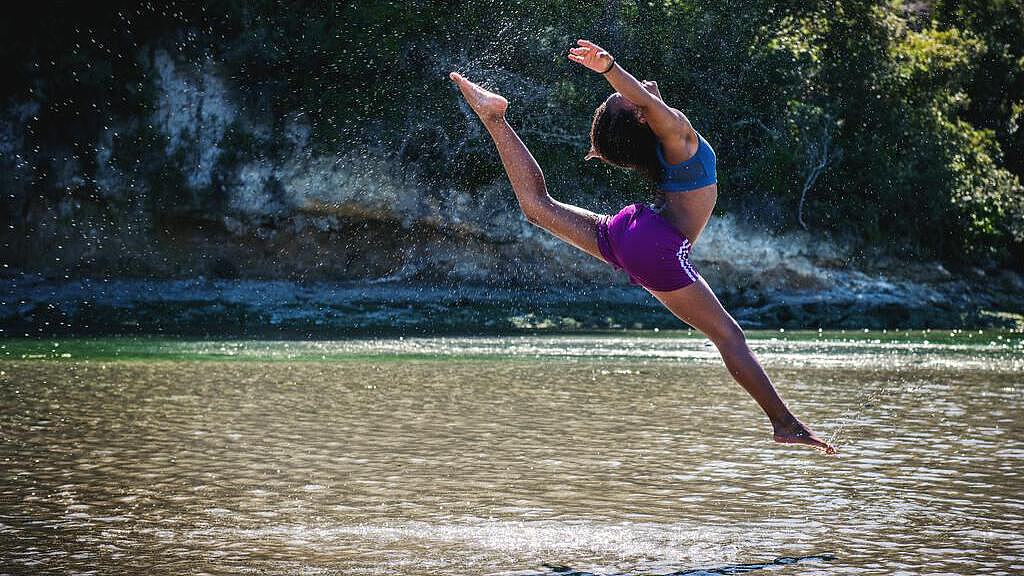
left=568, top=39, right=614, bottom=73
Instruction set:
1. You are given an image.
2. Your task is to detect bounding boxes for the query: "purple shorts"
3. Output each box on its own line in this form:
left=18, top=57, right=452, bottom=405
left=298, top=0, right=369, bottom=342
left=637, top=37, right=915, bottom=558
left=596, top=203, right=700, bottom=292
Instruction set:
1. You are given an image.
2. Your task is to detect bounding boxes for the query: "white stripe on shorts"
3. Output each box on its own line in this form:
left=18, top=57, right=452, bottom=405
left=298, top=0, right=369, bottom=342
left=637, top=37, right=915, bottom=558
left=676, top=240, right=697, bottom=282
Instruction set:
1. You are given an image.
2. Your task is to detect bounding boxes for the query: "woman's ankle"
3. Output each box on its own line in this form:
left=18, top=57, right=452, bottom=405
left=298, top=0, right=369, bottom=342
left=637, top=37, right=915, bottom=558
left=481, top=114, right=508, bottom=127
left=771, top=413, right=802, bottom=433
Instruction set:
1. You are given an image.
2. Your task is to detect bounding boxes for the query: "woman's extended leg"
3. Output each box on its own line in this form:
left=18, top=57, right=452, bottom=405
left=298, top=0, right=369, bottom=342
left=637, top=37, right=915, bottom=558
left=449, top=72, right=609, bottom=260
left=650, top=278, right=836, bottom=453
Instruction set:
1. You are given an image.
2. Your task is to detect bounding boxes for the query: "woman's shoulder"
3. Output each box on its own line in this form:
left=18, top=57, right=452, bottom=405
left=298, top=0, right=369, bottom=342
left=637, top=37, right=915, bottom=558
left=656, top=131, right=699, bottom=166
left=664, top=107, right=694, bottom=133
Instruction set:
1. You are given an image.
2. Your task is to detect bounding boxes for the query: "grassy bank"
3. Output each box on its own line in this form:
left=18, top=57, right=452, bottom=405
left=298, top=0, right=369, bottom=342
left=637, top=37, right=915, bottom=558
left=3, top=329, right=1021, bottom=363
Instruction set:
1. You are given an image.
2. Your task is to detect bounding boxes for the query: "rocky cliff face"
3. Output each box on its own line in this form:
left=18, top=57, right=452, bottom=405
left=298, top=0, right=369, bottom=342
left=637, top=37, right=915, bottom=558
left=4, top=49, right=618, bottom=286
left=0, top=49, right=835, bottom=285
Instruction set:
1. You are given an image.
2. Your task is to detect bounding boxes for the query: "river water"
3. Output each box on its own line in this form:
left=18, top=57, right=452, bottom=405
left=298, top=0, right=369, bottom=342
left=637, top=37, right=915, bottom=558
left=1, top=333, right=1022, bottom=575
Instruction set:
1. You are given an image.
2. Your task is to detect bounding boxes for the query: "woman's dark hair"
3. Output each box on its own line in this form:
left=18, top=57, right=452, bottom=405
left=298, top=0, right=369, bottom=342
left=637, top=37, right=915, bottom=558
left=589, top=93, right=661, bottom=185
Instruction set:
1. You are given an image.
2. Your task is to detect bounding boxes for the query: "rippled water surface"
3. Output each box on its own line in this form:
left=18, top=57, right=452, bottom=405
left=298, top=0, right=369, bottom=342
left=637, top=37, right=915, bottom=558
left=2, top=334, right=1022, bottom=575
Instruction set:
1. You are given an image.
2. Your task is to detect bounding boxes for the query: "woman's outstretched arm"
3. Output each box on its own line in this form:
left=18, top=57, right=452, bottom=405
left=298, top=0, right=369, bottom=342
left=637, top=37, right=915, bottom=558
left=449, top=72, right=607, bottom=262
left=569, top=40, right=695, bottom=150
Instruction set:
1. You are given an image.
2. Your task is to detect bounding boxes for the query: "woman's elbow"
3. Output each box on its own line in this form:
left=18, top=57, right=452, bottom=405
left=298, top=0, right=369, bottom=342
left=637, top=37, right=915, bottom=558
left=519, top=197, right=553, bottom=226
left=521, top=206, right=544, bottom=227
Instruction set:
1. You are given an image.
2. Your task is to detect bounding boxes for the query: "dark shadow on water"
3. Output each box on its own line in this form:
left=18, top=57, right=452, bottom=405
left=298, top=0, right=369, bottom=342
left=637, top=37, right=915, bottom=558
left=534, top=553, right=837, bottom=575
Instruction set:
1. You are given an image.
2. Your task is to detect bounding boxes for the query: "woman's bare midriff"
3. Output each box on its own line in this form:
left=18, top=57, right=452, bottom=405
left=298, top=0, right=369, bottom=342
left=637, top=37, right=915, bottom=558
left=657, top=184, right=718, bottom=244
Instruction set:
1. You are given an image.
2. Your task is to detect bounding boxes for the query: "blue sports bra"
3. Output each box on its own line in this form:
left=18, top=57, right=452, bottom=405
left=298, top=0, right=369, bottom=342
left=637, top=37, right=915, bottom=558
left=655, top=130, right=717, bottom=192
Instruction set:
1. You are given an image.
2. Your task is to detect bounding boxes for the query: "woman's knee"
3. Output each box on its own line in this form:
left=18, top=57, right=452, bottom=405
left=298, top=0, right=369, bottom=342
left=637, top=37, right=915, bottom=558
left=709, top=318, right=746, bottom=350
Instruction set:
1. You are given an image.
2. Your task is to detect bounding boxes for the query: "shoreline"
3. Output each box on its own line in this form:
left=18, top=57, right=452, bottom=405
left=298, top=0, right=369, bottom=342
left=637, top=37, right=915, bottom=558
left=3, top=273, right=1022, bottom=337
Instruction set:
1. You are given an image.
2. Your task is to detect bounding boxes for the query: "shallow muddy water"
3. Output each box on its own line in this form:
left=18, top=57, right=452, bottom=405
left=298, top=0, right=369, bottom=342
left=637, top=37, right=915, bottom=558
left=1, top=334, right=1021, bottom=574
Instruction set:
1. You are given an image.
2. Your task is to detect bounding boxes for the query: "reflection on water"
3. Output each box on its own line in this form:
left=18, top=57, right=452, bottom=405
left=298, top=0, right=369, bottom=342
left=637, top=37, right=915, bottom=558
left=1, top=335, right=1022, bottom=575
left=532, top=553, right=836, bottom=575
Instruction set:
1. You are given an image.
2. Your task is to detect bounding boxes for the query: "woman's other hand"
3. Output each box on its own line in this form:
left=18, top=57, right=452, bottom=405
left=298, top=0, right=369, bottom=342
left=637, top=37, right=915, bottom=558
left=642, top=80, right=663, bottom=99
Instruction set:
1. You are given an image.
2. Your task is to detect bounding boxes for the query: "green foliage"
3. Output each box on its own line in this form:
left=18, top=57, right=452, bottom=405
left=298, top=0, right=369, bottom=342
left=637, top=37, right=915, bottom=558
left=4, top=0, right=1022, bottom=267
left=948, top=123, right=1024, bottom=256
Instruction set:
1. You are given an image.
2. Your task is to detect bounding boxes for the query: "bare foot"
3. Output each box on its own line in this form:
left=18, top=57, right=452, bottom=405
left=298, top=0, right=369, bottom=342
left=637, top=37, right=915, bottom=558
left=449, top=72, right=508, bottom=123
left=773, top=418, right=836, bottom=454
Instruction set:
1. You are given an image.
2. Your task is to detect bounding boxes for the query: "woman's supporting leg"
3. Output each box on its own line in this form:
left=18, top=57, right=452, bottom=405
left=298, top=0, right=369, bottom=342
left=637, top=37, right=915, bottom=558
left=449, top=72, right=608, bottom=261
left=650, top=277, right=835, bottom=453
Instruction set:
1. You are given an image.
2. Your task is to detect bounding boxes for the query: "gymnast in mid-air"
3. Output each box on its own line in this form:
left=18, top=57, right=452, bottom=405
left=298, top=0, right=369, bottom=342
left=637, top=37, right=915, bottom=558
left=450, top=39, right=835, bottom=454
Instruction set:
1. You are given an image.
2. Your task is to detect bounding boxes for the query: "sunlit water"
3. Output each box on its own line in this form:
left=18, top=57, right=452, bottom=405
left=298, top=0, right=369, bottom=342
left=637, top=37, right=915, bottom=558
left=1, top=334, right=1021, bottom=575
